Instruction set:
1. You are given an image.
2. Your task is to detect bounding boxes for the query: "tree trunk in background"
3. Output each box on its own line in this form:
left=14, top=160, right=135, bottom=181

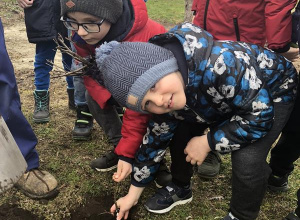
left=184, top=0, right=193, bottom=22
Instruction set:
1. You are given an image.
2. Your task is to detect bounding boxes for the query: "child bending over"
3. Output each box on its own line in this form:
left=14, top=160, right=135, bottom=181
left=94, top=23, right=298, bottom=220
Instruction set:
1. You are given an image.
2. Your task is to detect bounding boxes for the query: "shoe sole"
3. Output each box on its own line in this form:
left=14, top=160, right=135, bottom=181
left=268, top=185, right=289, bottom=192
left=197, top=172, right=219, bottom=179
left=15, top=186, right=59, bottom=200
left=94, top=164, right=117, bottom=172
left=33, top=117, right=50, bottom=123
left=72, top=135, right=91, bottom=141
left=144, top=196, right=193, bottom=214
left=154, top=180, right=163, bottom=189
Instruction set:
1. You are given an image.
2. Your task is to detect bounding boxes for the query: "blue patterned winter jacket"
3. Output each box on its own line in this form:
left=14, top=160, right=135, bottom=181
left=131, top=23, right=298, bottom=187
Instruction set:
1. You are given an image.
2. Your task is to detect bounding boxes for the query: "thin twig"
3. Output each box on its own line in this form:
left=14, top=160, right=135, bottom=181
left=48, top=34, right=95, bottom=78
left=55, top=34, right=90, bottom=65
left=113, top=181, right=121, bottom=217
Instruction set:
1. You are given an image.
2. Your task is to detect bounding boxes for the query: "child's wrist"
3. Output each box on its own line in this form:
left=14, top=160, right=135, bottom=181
left=128, top=185, right=145, bottom=203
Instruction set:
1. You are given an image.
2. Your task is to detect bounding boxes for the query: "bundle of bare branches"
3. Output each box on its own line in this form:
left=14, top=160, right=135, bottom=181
left=48, top=34, right=102, bottom=83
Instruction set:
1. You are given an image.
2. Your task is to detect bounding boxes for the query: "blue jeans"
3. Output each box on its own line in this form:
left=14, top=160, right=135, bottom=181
left=34, top=40, right=74, bottom=90
left=73, top=76, right=87, bottom=106
left=70, top=41, right=87, bottom=106
left=0, top=19, right=39, bottom=171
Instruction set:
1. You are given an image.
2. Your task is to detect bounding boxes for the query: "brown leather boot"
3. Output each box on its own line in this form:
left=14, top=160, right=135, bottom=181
left=15, top=169, right=58, bottom=199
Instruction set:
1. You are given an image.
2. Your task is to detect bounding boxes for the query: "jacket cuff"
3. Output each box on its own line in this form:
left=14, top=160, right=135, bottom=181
left=207, top=131, right=215, bottom=151
left=118, top=156, right=134, bottom=164
left=271, top=43, right=290, bottom=53
left=130, top=178, right=152, bottom=187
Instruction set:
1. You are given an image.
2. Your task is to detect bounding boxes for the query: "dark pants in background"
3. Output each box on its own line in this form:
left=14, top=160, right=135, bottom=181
left=270, top=85, right=300, bottom=177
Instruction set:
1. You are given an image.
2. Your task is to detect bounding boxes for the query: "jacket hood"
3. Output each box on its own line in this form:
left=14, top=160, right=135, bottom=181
left=102, top=0, right=148, bottom=43
left=150, top=23, right=214, bottom=74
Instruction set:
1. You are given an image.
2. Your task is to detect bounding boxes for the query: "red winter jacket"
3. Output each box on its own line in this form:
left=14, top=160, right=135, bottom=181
left=73, top=0, right=166, bottom=159
left=192, top=0, right=296, bottom=50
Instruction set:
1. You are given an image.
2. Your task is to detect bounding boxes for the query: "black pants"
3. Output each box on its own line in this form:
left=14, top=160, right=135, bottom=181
left=86, top=93, right=122, bottom=146
left=169, top=102, right=294, bottom=220
left=270, top=87, right=300, bottom=176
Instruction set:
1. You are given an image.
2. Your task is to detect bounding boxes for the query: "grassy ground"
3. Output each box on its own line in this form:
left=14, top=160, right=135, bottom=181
left=0, top=0, right=299, bottom=219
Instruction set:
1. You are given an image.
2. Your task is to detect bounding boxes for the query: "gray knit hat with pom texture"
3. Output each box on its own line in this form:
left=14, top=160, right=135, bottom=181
left=60, top=0, right=123, bottom=24
left=95, top=41, right=178, bottom=113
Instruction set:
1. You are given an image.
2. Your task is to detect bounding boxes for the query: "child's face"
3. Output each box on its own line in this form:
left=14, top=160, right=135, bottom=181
left=67, top=12, right=111, bottom=45
left=140, top=71, right=186, bottom=114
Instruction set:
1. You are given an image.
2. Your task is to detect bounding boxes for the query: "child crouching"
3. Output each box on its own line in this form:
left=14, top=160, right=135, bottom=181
left=94, top=23, right=298, bottom=220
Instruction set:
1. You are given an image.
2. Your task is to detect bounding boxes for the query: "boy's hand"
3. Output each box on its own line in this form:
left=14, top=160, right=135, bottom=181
left=17, top=0, right=34, bottom=9
left=184, top=135, right=211, bottom=166
left=110, top=185, right=144, bottom=220
left=110, top=195, right=136, bottom=220
left=113, top=160, right=132, bottom=182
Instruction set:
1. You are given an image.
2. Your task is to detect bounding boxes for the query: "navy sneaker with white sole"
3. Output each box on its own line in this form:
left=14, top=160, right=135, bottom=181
left=144, top=182, right=192, bottom=214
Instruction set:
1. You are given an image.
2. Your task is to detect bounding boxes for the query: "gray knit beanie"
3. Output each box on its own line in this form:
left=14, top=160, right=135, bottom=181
left=95, top=41, right=179, bottom=113
left=60, top=0, right=123, bottom=24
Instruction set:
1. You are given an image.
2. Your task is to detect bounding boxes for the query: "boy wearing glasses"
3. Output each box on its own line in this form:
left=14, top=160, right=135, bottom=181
left=60, top=0, right=171, bottom=186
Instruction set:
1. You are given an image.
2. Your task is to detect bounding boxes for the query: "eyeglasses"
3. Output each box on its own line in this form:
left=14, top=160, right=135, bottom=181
left=60, top=16, right=105, bottom=33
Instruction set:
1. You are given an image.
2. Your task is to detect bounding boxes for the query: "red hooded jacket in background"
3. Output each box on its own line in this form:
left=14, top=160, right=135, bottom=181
left=73, top=0, right=166, bottom=160
left=192, top=0, right=297, bottom=50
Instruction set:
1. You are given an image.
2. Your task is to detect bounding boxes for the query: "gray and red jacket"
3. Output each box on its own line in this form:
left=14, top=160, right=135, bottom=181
left=72, top=0, right=166, bottom=160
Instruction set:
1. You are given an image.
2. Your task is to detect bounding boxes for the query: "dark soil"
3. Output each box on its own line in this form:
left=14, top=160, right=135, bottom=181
left=0, top=203, right=41, bottom=220
left=70, top=194, right=133, bottom=220
left=0, top=194, right=136, bottom=220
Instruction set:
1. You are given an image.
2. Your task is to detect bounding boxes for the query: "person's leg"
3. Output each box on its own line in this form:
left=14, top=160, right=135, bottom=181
left=73, top=76, right=87, bottom=106
left=69, top=39, right=93, bottom=139
left=269, top=92, right=300, bottom=191
left=34, top=40, right=58, bottom=90
left=145, top=122, right=206, bottom=214
left=87, top=94, right=122, bottom=146
left=229, top=102, right=294, bottom=220
left=88, top=94, right=122, bottom=171
left=270, top=131, right=299, bottom=176
left=170, top=121, right=206, bottom=186
left=0, top=19, right=57, bottom=199
left=33, top=40, right=57, bottom=123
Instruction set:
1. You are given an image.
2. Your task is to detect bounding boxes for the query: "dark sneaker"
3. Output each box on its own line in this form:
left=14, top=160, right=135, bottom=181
left=154, top=160, right=172, bottom=188
left=222, top=213, right=240, bottom=220
left=33, top=90, right=50, bottom=123
left=144, top=182, right=192, bottom=214
left=72, top=104, right=93, bottom=140
left=67, top=88, right=75, bottom=110
left=90, top=150, right=118, bottom=172
left=197, top=151, right=221, bottom=179
left=284, top=212, right=300, bottom=220
left=268, top=173, right=289, bottom=192
left=15, top=169, right=58, bottom=199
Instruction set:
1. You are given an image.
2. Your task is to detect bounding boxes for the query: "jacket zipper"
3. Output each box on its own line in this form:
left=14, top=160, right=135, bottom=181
left=203, top=0, right=210, bottom=30
left=185, top=104, right=210, bottom=123
left=233, top=17, right=240, bottom=41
